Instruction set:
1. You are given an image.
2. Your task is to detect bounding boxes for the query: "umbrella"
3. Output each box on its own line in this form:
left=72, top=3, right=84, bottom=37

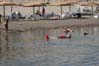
left=23, top=2, right=46, bottom=7
left=49, top=2, right=61, bottom=6
left=80, top=2, right=98, bottom=6
left=22, top=1, right=47, bottom=15
left=59, top=1, right=78, bottom=6
left=50, top=2, right=64, bottom=15
left=95, top=2, right=99, bottom=5
left=0, top=1, right=18, bottom=19
left=0, top=1, right=17, bottom=6
left=59, top=1, right=78, bottom=12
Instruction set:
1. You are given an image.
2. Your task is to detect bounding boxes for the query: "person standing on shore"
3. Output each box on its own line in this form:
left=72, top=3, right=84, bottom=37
left=0, top=14, right=2, bottom=23
left=42, top=7, right=45, bottom=16
left=5, top=18, right=9, bottom=32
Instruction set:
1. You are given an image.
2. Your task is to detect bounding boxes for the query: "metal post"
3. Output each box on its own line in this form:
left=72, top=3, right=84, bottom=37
left=3, top=6, right=5, bottom=20
left=61, top=5, right=63, bottom=15
left=11, top=0, right=13, bottom=14
left=69, top=6, right=71, bottom=11
left=91, top=5, right=94, bottom=15
left=33, top=6, right=35, bottom=14
left=92, top=0, right=94, bottom=15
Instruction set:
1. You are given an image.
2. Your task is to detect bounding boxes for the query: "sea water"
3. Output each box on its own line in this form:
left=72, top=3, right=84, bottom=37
left=0, top=26, right=99, bottom=66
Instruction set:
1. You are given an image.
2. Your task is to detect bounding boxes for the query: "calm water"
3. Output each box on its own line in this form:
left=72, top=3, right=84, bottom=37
left=0, top=26, right=99, bottom=66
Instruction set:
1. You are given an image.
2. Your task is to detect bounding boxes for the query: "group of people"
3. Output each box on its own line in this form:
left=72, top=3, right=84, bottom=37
left=11, top=12, right=22, bottom=20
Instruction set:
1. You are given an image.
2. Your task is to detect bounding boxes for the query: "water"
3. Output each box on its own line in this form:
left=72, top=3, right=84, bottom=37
left=0, top=26, right=99, bottom=66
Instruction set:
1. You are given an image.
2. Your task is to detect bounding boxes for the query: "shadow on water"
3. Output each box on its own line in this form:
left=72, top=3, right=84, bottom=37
left=0, top=30, right=10, bottom=54
left=5, top=32, right=9, bottom=52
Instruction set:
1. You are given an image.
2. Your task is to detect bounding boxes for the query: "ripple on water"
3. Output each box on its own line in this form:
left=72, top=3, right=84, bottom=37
left=0, top=26, right=99, bottom=66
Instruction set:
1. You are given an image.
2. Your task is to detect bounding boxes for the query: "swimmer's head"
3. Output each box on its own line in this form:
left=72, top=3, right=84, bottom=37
left=84, top=32, right=88, bottom=36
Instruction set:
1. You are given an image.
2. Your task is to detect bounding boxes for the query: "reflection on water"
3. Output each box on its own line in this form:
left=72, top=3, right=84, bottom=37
left=0, top=26, right=99, bottom=66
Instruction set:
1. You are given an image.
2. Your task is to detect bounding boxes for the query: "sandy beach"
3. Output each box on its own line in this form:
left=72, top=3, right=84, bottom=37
left=0, top=17, right=99, bottom=31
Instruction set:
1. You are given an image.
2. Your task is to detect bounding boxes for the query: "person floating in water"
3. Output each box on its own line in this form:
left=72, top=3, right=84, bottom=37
left=45, top=27, right=72, bottom=41
left=5, top=18, right=9, bottom=32
left=64, top=27, right=72, bottom=38
left=58, top=27, right=72, bottom=39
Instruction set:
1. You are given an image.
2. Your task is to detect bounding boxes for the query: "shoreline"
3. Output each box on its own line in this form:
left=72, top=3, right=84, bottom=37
left=0, top=18, right=99, bottom=31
